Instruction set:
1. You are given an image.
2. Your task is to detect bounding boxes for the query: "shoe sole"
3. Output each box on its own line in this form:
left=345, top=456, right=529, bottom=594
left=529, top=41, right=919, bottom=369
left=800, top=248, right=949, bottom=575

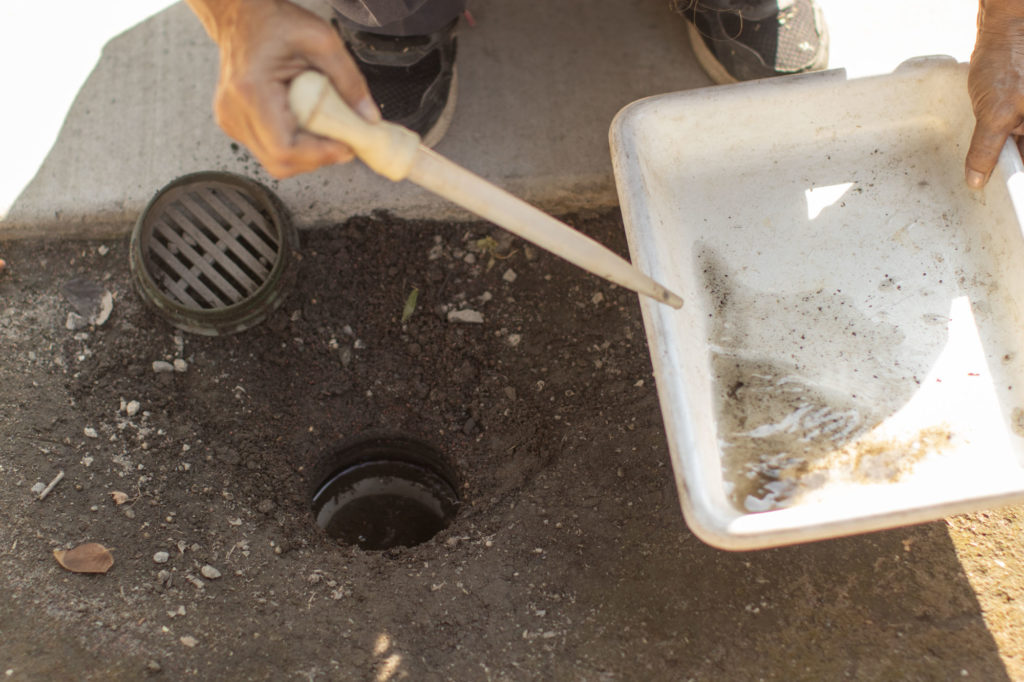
left=420, top=66, right=458, bottom=149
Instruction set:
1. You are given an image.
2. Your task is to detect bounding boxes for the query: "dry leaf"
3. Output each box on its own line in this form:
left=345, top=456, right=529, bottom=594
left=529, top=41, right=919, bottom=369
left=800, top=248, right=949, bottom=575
left=401, top=288, right=419, bottom=324
left=110, top=491, right=129, bottom=505
left=53, top=542, right=114, bottom=574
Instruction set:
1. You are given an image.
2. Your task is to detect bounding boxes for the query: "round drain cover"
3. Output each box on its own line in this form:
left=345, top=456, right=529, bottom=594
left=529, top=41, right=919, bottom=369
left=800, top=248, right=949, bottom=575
left=130, top=172, right=297, bottom=335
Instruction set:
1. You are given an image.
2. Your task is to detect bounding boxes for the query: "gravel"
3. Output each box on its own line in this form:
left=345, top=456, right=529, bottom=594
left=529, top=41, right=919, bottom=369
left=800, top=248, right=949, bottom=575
left=447, top=309, right=484, bottom=324
left=200, top=565, right=222, bottom=580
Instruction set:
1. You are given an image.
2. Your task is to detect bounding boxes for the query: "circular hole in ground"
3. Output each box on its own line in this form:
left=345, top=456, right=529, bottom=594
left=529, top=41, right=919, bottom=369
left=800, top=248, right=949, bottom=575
left=310, top=434, right=460, bottom=551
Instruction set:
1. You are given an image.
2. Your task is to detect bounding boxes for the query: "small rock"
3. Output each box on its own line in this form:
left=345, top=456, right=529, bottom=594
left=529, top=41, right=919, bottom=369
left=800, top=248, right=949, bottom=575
left=153, top=551, right=170, bottom=564
left=180, top=635, right=198, bottom=648
left=97, top=245, right=110, bottom=256
left=463, top=253, right=477, bottom=265
left=65, top=312, right=87, bottom=331
left=63, top=278, right=112, bottom=327
left=507, top=333, right=522, bottom=347
left=339, top=347, right=353, bottom=367
left=524, top=245, right=539, bottom=261
left=125, top=400, right=141, bottom=417
left=146, top=660, right=162, bottom=674
left=173, top=359, right=187, bottom=373
left=30, top=482, right=46, bottom=495
left=152, top=361, right=175, bottom=374
left=200, top=565, right=221, bottom=580
left=83, top=427, right=98, bottom=439
left=93, top=291, right=113, bottom=327
left=503, top=387, right=517, bottom=401
left=257, top=499, right=275, bottom=514
left=447, top=309, right=484, bottom=324
left=503, top=269, right=518, bottom=283
left=591, top=292, right=605, bottom=305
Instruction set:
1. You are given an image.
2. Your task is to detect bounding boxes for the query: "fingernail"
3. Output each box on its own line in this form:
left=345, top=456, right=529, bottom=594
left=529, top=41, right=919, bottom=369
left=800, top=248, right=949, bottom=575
left=966, top=169, right=987, bottom=189
left=356, top=97, right=382, bottom=123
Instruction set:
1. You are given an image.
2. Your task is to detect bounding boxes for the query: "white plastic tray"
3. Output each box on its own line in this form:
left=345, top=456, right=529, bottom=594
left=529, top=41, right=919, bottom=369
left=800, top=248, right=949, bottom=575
left=611, top=57, right=1024, bottom=550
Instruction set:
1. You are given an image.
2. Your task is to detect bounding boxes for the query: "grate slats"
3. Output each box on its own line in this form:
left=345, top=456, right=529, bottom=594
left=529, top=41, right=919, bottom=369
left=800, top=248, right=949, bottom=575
left=156, top=211, right=245, bottom=307
left=180, top=192, right=270, bottom=283
left=205, top=187, right=280, bottom=262
left=148, top=234, right=229, bottom=308
left=173, top=197, right=262, bottom=293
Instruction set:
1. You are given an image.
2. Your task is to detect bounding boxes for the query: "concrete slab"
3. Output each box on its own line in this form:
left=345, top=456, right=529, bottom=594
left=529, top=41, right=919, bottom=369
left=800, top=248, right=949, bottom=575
left=1, top=0, right=977, bottom=239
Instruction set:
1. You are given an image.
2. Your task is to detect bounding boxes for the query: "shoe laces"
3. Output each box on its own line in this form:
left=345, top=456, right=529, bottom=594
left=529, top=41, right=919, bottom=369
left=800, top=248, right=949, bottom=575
left=671, top=0, right=798, bottom=39
left=671, top=0, right=746, bottom=41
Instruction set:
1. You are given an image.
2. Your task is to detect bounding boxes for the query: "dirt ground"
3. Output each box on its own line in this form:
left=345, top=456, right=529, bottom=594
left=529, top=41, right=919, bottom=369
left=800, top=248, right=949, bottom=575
left=3, top=211, right=1024, bottom=681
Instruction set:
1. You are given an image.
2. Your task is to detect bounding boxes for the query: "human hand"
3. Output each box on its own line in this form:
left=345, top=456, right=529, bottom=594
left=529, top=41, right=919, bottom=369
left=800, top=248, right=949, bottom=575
left=966, top=0, right=1024, bottom=189
left=187, top=0, right=380, bottom=178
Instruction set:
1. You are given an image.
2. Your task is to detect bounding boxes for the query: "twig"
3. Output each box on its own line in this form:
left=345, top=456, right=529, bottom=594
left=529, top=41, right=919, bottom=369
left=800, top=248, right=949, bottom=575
left=38, top=471, right=64, bottom=501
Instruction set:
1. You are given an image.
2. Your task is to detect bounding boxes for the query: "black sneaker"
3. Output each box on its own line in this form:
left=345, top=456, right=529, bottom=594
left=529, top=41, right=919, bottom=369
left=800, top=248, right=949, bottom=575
left=673, top=0, right=828, bottom=84
left=336, top=17, right=458, bottom=148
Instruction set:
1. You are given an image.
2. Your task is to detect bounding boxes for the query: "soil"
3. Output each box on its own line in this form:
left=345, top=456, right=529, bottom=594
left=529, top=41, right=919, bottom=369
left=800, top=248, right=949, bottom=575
left=2, top=211, right=1024, bottom=681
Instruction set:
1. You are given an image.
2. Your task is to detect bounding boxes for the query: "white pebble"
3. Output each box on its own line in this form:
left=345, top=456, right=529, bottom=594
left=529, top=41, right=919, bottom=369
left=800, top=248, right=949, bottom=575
left=447, top=309, right=484, bottom=324
left=30, top=482, right=46, bottom=495
left=507, top=334, right=522, bottom=347
left=126, top=400, right=141, bottom=417
left=173, top=359, right=187, bottom=373
left=503, top=269, right=518, bottom=283
left=83, top=427, right=98, bottom=439
left=65, top=312, right=87, bottom=331
left=152, top=361, right=175, bottom=374
left=180, top=635, right=198, bottom=648
left=200, top=565, right=222, bottom=580
left=153, top=551, right=170, bottom=564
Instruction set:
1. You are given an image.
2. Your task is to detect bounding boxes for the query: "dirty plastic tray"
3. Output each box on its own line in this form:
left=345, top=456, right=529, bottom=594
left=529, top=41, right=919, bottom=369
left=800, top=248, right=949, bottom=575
left=611, top=57, right=1024, bottom=550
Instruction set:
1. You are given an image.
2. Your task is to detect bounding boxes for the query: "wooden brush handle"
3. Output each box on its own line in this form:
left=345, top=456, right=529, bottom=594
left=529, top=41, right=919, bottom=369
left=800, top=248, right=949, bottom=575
left=289, top=70, right=421, bottom=181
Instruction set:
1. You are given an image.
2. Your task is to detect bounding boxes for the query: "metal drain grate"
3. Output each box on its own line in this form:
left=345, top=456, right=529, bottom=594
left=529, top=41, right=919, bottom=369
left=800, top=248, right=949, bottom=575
left=144, top=183, right=280, bottom=310
left=130, top=172, right=297, bottom=336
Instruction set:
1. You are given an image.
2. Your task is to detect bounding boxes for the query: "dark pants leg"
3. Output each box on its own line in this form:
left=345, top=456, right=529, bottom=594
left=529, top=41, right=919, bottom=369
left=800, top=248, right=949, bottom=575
left=329, top=0, right=466, bottom=36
